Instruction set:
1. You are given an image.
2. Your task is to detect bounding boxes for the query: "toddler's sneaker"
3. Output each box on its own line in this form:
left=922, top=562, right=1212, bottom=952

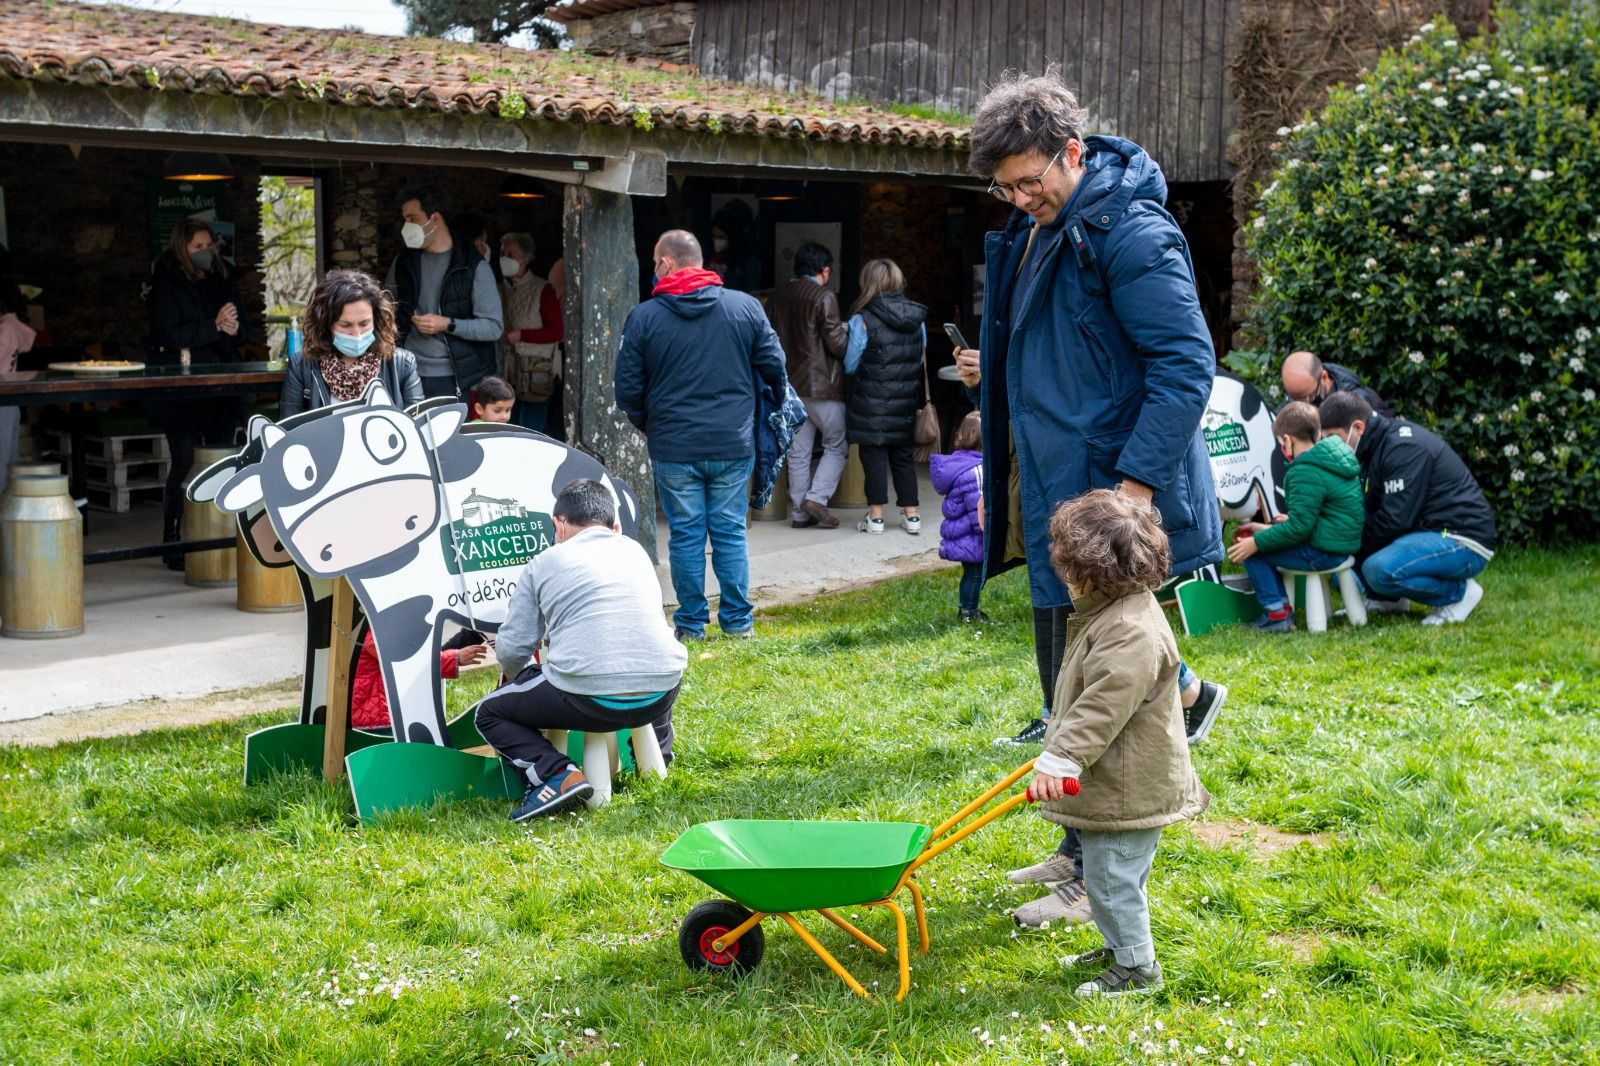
left=856, top=513, right=885, bottom=534
left=1006, top=853, right=1078, bottom=885
left=1074, top=960, right=1163, bottom=997
left=959, top=608, right=995, bottom=624
left=900, top=511, right=921, bottom=535
left=1252, top=607, right=1294, bottom=633
left=1013, top=879, right=1092, bottom=928
left=510, top=767, right=592, bottom=822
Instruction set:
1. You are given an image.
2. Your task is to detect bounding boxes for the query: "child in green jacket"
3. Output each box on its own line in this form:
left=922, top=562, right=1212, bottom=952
left=1226, top=401, right=1364, bottom=631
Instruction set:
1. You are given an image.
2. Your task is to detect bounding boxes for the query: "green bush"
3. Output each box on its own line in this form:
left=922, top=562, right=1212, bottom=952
left=1234, top=9, right=1600, bottom=543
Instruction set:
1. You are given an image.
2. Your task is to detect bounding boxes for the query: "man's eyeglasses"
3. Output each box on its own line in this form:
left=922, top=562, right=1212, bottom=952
left=988, top=144, right=1069, bottom=203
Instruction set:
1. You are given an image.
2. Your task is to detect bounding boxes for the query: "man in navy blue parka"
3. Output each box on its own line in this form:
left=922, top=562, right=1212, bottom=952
left=954, top=71, right=1228, bottom=930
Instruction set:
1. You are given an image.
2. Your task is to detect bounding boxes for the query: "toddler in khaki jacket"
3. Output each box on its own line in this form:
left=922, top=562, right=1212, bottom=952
left=1023, top=489, right=1211, bottom=997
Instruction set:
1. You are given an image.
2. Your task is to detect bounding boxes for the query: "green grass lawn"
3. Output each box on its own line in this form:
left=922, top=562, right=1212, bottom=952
left=2, top=548, right=1597, bottom=1064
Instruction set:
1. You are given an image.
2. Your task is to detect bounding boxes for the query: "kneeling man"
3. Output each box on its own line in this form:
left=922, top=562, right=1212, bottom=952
left=1319, top=392, right=1496, bottom=625
left=474, top=478, right=687, bottom=821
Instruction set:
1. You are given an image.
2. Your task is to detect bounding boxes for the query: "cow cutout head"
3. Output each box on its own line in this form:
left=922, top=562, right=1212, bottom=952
left=215, top=381, right=466, bottom=577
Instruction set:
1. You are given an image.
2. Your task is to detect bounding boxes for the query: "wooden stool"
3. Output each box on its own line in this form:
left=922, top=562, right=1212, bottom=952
left=542, top=725, right=669, bottom=809
left=1279, top=557, right=1367, bottom=633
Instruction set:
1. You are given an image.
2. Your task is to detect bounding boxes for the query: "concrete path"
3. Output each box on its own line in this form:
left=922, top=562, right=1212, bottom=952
left=0, top=472, right=944, bottom=742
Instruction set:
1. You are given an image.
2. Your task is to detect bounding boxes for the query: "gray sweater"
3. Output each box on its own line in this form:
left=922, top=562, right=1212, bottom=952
left=384, top=251, right=503, bottom=378
left=495, top=526, right=686, bottom=695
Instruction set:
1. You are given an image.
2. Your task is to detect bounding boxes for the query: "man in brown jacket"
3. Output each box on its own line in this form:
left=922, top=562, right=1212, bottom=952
left=766, top=242, right=850, bottom=528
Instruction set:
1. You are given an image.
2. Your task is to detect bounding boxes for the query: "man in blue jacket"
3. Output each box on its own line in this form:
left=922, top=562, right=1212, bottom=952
left=615, top=230, right=788, bottom=641
left=954, top=72, right=1228, bottom=932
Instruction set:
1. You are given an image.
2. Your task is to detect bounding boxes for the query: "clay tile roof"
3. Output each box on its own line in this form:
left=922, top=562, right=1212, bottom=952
left=0, top=0, right=970, bottom=151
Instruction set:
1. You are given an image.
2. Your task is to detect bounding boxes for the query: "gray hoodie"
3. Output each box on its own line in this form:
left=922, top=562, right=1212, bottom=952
left=495, top=526, right=686, bottom=695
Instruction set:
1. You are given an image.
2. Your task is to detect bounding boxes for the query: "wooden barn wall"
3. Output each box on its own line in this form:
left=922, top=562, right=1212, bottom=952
left=692, top=0, right=1240, bottom=183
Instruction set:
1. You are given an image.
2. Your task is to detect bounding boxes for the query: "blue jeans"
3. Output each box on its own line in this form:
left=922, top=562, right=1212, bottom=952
left=1242, top=543, right=1350, bottom=613
left=655, top=456, right=756, bottom=636
left=512, top=398, right=549, bottom=433
left=1362, top=532, right=1488, bottom=607
left=958, top=562, right=985, bottom=612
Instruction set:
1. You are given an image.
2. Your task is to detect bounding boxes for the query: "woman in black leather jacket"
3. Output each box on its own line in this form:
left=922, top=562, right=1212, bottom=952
left=280, top=269, right=423, bottom=416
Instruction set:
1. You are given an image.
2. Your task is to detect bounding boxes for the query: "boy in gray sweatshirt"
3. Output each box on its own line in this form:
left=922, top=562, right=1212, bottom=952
left=474, top=479, right=687, bottom=821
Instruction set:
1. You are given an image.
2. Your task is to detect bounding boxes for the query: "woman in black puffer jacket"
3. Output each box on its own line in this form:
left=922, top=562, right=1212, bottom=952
left=146, top=219, right=247, bottom=567
left=844, top=258, right=927, bottom=536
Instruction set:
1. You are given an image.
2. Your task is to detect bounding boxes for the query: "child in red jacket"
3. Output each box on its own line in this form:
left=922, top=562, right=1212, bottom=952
left=352, top=629, right=490, bottom=732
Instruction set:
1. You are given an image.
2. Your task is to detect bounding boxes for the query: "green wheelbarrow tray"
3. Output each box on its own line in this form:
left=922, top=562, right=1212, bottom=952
left=661, top=760, right=1055, bottom=1000
left=660, top=819, right=933, bottom=914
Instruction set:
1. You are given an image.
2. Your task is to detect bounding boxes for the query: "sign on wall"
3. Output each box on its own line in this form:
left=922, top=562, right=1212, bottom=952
left=147, top=179, right=226, bottom=261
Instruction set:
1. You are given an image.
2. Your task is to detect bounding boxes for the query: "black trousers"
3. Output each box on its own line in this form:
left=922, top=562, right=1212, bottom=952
left=1031, top=604, right=1082, bottom=871
left=859, top=443, right=919, bottom=507
left=473, top=665, right=677, bottom=785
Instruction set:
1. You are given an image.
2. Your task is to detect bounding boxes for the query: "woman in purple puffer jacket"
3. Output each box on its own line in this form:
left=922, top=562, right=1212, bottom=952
left=930, top=411, right=991, bottom=623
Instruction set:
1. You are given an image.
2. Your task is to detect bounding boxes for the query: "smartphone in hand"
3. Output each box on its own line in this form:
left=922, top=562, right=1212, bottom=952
left=943, top=323, right=970, bottom=351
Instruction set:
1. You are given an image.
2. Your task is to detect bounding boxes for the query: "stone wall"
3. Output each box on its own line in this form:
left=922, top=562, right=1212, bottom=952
left=565, top=2, right=697, bottom=64
left=0, top=142, right=264, bottom=357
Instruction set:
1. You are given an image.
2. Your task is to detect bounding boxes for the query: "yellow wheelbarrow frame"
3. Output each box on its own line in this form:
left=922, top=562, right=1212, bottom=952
left=671, top=759, right=1037, bottom=1001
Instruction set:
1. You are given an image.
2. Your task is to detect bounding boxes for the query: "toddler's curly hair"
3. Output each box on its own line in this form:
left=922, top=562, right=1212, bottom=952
left=1048, top=489, right=1170, bottom=597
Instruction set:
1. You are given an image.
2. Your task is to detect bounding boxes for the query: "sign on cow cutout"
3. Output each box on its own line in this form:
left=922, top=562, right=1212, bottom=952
left=198, top=380, right=640, bottom=753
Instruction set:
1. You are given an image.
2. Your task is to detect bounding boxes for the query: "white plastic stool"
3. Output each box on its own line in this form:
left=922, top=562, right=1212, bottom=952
left=542, top=725, right=669, bottom=809
left=1279, top=557, right=1367, bottom=633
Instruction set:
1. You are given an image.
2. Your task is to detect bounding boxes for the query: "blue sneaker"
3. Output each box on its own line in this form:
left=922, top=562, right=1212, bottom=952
left=510, top=767, right=593, bottom=822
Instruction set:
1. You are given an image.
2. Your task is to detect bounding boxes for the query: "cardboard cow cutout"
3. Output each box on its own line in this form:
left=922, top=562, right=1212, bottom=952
left=190, top=382, right=641, bottom=818
left=1177, top=373, right=1288, bottom=637
left=1203, top=372, right=1285, bottom=522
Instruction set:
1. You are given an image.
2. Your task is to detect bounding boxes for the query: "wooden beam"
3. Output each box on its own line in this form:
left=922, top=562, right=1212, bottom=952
left=322, top=577, right=358, bottom=783
left=561, top=184, right=657, bottom=561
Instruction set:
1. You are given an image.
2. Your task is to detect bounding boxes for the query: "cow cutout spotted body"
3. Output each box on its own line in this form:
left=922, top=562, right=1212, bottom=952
left=204, top=382, right=639, bottom=747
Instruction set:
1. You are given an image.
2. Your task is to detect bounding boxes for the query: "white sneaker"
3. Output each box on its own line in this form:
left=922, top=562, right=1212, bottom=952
left=901, top=511, right=922, bottom=535
left=856, top=513, right=885, bottom=534
left=1365, top=597, right=1413, bottom=614
left=1421, top=579, right=1484, bottom=625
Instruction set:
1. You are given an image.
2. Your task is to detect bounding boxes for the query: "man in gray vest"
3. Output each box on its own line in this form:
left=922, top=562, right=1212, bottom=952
left=385, top=183, right=503, bottom=400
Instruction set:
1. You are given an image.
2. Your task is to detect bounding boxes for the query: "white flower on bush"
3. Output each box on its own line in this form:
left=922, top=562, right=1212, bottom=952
left=1381, top=143, right=1396, bottom=153
left=1532, top=451, right=1546, bottom=464
left=1555, top=290, right=1571, bottom=304
left=1436, top=277, right=1449, bottom=287
left=1488, top=79, right=1501, bottom=89
left=1490, top=165, right=1505, bottom=175
left=1572, top=357, right=1586, bottom=372
left=1499, top=307, right=1511, bottom=319
left=1519, top=353, right=1536, bottom=366
left=1464, top=69, right=1482, bottom=81
left=1408, top=350, right=1426, bottom=364
left=1512, top=469, right=1526, bottom=482
left=1276, top=126, right=1291, bottom=136
left=1473, top=412, right=1487, bottom=424
left=1575, top=326, right=1593, bottom=343
left=1365, top=257, right=1379, bottom=270
left=1469, top=143, right=1487, bottom=154
left=1530, top=390, right=1544, bottom=402
left=1432, top=96, right=1449, bottom=108
left=1375, top=164, right=1389, bottom=175
left=1530, top=169, right=1551, bottom=182
left=1504, top=444, right=1520, bottom=457
left=1568, top=430, right=1579, bottom=442
left=1584, top=389, right=1597, bottom=402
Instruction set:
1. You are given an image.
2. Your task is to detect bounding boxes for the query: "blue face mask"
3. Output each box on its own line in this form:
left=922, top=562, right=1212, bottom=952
left=332, top=330, right=375, bottom=357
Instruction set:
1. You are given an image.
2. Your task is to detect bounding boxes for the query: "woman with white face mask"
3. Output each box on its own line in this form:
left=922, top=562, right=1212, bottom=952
left=147, top=217, right=248, bottom=567
left=279, top=269, right=424, bottom=417
left=496, top=231, right=563, bottom=434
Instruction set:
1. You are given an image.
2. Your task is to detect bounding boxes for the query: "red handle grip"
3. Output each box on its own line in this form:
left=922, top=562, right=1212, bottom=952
left=1024, top=777, right=1081, bottom=802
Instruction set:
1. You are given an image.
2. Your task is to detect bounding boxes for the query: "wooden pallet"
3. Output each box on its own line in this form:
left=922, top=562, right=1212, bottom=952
left=84, top=479, right=165, bottom=513
left=46, top=430, right=170, bottom=463
left=83, top=455, right=170, bottom=488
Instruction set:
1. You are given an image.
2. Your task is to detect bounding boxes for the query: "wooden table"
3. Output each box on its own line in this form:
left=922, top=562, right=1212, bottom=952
left=0, top=362, right=285, bottom=560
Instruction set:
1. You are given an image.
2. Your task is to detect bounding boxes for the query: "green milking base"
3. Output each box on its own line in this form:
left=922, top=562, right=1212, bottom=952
left=345, top=741, right=521, bottom=823
left=242, top=723, right=391, bottom=784
left=1175, top=577, right=1262, bottom=637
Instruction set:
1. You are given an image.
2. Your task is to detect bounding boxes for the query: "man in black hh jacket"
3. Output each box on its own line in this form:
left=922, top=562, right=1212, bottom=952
left=1319, top=391, right=1496, bottom=625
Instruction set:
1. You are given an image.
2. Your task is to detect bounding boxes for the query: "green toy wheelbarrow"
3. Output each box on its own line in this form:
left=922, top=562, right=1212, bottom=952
left=660, top=759, right=1077, bottom=1000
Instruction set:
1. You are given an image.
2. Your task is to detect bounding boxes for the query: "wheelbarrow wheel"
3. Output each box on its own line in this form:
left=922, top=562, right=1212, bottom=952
left=679, top=899, right=764, bottom=975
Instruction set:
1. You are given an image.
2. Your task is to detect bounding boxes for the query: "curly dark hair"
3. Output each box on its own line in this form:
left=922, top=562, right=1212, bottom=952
left=300, top=270, right=399, bottom=362
left=1048, top=489, right=1170, bottom=598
